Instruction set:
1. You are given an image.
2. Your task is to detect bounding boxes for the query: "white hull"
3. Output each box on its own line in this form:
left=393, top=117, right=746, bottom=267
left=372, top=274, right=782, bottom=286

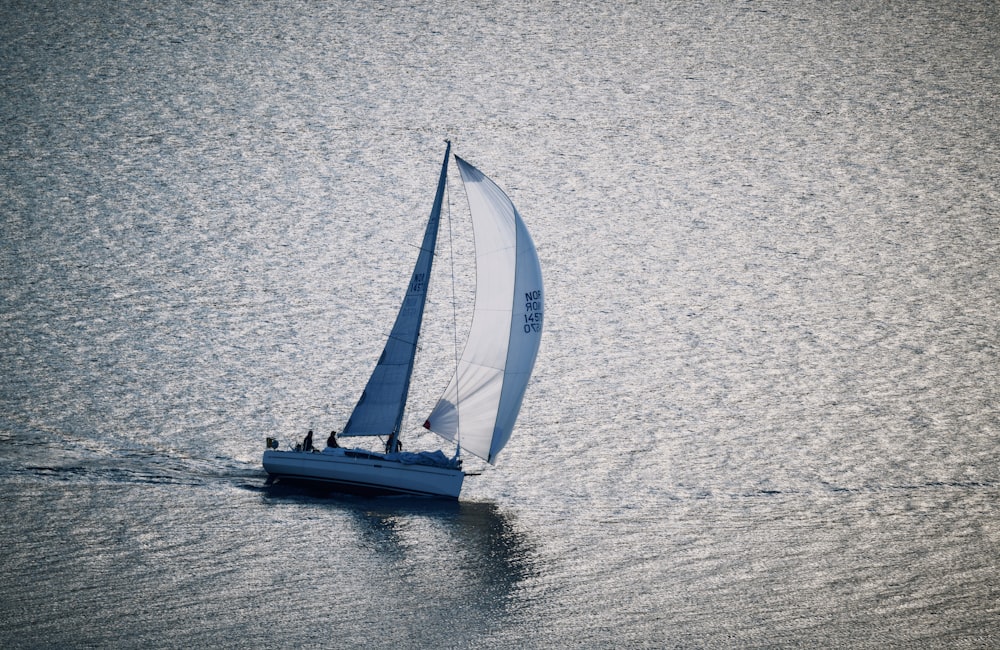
left=263, top=448, right=465, bottom=498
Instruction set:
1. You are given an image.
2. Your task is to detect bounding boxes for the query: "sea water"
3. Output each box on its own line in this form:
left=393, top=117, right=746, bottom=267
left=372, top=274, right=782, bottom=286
left=1, top=1, right=998, bottom=647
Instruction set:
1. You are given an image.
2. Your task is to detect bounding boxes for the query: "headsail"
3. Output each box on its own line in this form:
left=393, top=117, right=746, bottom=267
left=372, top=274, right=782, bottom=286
left=341, top=142, right=451, bottom=439
left=424, top=156, right=544, bottom=464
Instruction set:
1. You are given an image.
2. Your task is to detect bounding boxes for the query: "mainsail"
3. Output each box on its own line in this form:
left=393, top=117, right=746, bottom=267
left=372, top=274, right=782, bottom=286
left=424, top=156, right=544, bottom=464
left=341, top=142, right=451, bottom=440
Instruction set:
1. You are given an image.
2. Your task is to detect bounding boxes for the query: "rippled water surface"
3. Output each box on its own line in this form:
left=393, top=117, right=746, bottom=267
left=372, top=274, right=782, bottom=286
left=2, top=1, right=998, bottom=647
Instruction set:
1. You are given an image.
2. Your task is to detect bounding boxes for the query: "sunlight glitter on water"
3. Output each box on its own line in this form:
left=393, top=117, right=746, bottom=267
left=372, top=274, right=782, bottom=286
left=2, top=0, right=998, bottom=647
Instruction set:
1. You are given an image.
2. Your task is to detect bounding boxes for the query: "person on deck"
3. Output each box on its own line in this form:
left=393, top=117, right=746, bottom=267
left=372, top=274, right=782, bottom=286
left=327, top=430, right=339, bottom=448
left=303, top=430, right=314, bottom=452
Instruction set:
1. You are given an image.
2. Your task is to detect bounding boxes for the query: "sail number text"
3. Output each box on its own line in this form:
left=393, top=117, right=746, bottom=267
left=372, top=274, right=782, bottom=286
left=523, top=290, right=543, bottom=334
left=409, top=273, right=427, bottom=294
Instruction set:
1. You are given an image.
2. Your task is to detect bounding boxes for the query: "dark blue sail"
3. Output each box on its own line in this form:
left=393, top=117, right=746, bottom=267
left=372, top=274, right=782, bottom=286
left=341, top=142, right=451, bottom=440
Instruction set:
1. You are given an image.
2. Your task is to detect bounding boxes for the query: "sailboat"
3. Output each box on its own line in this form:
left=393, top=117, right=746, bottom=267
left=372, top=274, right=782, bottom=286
left=262, top=142, right=544, bottom=498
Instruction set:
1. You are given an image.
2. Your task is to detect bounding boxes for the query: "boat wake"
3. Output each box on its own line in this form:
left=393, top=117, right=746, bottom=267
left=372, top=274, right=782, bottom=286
left=1, top=418, right=262, bottom=490
left=18, top=449, right=263, bottom=489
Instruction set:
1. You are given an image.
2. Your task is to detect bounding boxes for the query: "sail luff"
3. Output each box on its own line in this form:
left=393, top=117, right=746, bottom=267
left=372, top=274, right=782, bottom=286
left=341, top=142, right=451, bottom=438
left=487, top=206, right=543, bottom=461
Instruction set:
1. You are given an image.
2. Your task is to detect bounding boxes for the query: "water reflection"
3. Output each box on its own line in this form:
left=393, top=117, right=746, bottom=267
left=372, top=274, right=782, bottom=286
left=261, top=487, right=535, bottom=622
left=361, top=498, right=536, bottom=623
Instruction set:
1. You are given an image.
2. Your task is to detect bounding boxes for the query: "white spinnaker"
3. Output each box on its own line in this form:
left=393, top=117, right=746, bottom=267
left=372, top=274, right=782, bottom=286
left=425, top=156, right=543, bottom=464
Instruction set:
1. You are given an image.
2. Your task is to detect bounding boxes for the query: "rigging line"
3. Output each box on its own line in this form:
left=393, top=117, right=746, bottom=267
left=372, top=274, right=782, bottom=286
left=445, top=147, right=462, bottom=455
